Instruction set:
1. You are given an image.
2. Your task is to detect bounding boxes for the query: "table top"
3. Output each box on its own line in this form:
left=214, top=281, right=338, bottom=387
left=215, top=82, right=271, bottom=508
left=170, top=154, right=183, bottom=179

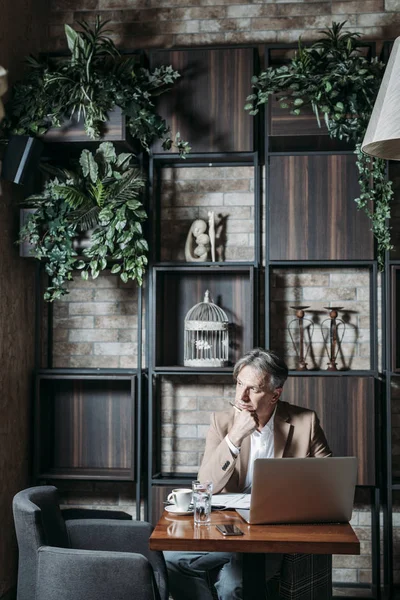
left=149, top=510, right=360, bottom=555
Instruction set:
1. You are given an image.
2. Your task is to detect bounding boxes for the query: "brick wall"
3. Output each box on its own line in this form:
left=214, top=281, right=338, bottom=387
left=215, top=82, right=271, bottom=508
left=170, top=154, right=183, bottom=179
left=52, top=271, right=145, bottom=368
left=47, top=0, right=399, bottom=52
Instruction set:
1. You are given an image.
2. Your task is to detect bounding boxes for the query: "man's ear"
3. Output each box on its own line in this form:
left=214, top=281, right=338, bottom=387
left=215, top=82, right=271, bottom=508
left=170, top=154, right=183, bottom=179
left=271, top=388, right=283, bottom=404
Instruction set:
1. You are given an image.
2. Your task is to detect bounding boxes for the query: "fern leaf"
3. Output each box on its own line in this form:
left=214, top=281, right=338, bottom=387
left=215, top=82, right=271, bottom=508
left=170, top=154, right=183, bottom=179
left=108, top=169, right=146, bottom=204
left=69, top=205, right=101, bottom=231
left=53, top=185, right=88, bottom=209
left=89, top=180, right=108, bottom=208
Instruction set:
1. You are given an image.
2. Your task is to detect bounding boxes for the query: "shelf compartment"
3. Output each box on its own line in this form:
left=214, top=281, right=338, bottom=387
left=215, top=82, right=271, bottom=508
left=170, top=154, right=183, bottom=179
left=149, top=47, right=255, bottom=154
left=35, top=373, right=136, bottom=480
left=266, top=46, right=371, bottom=154
left=269, top=266, right=374, bottom=372
left=268, top=154, right=374, bottom=261
left=392, top=267, right=400, bottom=373
left=50, top=272, right=143, bottom=370
left=152, top=266, right=254, bottom=368
left=391, top=377, right=400, bottom=481
left=151, top=374, right=234, bottom=479
left=152, top=162, right=257, bottom=263
left=283, top=376, right=375, bottom=486
left=389, top=162, right=400, bottom=260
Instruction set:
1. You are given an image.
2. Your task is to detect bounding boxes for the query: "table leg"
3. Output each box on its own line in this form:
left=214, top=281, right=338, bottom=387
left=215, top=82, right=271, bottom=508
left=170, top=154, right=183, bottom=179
left=243, top=553, right=268, bottom=600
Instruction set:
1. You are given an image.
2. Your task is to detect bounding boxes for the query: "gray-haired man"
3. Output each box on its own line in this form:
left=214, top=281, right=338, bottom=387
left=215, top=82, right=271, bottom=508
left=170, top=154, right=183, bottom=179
left=165, top=348, right=332, bottom=600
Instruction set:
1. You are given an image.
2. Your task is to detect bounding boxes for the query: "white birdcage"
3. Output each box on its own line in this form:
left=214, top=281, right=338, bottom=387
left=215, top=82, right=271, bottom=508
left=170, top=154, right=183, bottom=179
left=184, top=290, right=229, bottom=367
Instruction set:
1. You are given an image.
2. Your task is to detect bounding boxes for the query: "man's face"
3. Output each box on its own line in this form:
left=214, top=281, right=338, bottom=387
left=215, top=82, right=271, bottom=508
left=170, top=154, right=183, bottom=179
left=234, top=365, right=281, bottom=418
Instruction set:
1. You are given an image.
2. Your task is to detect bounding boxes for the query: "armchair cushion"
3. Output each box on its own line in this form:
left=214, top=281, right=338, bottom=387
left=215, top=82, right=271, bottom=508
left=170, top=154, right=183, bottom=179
left=66, top=519, right=168, bottom=600
left=36, top=546, right=160, bottom=600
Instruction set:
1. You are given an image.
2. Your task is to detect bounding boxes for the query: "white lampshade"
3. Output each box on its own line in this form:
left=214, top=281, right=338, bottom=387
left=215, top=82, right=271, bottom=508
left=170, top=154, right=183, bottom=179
left=362, top=37, right=400, bottom=160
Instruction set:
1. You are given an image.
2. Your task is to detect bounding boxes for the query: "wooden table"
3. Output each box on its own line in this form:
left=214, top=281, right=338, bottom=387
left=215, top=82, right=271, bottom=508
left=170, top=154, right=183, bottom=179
left=150, top=510, right=360, bottom=599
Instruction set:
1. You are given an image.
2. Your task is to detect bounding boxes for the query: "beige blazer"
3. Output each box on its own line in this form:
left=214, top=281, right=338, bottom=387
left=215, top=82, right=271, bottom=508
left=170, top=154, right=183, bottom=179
left=197, top=400, right=332, bottom=494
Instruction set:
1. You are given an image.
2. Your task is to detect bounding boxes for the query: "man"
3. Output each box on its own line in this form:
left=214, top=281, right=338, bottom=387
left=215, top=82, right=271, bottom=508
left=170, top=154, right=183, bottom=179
left=165, top=348, right=332, bottom=600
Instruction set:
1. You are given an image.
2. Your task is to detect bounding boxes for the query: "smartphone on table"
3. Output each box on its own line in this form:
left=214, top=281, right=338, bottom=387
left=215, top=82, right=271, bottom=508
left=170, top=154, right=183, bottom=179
left=215, top=524, right=244, bottom=536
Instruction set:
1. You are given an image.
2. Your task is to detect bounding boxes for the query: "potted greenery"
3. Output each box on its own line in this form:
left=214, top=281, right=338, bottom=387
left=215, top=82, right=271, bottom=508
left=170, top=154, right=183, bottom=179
left=1, top=17, right=189, bottom=184
left=245, top=22, right=393, bottom=269
left=19, top=142, right=148, bottom=301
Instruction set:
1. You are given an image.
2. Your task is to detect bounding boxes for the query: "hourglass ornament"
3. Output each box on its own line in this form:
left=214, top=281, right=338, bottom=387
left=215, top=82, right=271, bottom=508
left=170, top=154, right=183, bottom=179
left=287, top=306, right=314, bottom=370
left=321, top=307, right=346, bottom=371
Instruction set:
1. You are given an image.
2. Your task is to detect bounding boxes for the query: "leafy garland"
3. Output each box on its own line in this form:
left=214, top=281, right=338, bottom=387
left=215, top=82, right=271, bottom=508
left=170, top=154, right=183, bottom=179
left=3, top=18, right=190, bottom=157
left=245, top=22, right=393, bottom=269
left=20, top=143, right=148, bottom=301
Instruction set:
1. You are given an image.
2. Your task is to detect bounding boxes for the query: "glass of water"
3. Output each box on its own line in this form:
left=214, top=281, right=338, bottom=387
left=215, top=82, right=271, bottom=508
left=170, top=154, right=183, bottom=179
left=192, top=480, right=213, bottom=525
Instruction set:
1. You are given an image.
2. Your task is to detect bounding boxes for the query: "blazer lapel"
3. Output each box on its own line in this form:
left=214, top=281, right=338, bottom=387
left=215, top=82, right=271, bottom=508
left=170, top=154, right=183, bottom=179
left=238, top=435, right=251, bottom=490
left=274, top=400, right=292, bottom=458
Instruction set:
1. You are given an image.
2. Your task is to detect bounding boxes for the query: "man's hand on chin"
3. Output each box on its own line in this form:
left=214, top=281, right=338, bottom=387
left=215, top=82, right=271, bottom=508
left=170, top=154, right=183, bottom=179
left=228, top=408, right=258, bottom=448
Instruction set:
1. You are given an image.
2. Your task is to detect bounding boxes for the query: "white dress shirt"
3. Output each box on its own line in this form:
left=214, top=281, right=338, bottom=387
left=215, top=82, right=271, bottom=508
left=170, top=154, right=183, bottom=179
left=226, top=407, right=276, bottom=492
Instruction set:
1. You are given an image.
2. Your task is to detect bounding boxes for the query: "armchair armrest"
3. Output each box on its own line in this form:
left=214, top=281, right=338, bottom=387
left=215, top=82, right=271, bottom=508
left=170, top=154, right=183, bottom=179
left=36, top=546, right=160, bottom=600
left=62, top=507, right=132, bottom=521
left=66, top=519, right=168, bottom=600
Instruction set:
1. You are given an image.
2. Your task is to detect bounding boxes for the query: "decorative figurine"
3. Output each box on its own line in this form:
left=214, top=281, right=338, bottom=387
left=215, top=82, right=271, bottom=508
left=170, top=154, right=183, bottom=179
left=287, top=306, right=314, bottom=370
left=321, top=306, right=346, bottom=371
left=208, top=211, right=216, bottom=262
left=184, top=219, right=210, bottom=262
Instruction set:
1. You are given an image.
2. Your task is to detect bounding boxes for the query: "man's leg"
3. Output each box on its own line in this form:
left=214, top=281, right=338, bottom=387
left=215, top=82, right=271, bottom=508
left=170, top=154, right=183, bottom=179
left=164, top=550, right=232, bottom=600
left=165, top=551, right=284, bottom=600
left=216, top=552, right=284, bottom=600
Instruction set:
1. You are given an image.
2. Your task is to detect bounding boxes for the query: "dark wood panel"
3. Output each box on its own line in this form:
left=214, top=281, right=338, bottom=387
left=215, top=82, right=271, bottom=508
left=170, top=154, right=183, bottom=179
left=0, top=0, right=49, bottom=594
left=282, top=377, right=375, bottom=485
left=150, top=48, right=254, bottom=153
left=269, top=155, right=374, bottom=260
left=43, top=107, right=127, bottom=143
left=36, top=377, right=135, bottom=479
left=270, top=98, right=329, bottom=137
left=389, top=162, right=400, bottom=260
left=392, top=267, right=400, bottom=372
left=154, top=268, right=254, bottom=367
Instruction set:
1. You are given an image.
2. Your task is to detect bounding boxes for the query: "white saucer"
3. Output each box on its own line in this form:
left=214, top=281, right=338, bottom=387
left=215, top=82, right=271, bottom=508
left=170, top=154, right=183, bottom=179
left=165, top=505, right=194, bottom=516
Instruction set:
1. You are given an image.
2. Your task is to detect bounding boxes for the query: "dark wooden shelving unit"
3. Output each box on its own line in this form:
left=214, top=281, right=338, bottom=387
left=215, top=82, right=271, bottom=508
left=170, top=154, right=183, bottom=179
left=29, top=39, right=395, bottom=598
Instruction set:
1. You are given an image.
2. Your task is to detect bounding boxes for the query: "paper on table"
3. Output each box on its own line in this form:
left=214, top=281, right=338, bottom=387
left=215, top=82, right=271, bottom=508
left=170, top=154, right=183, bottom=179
left=212, top=493, right=251, bottom=509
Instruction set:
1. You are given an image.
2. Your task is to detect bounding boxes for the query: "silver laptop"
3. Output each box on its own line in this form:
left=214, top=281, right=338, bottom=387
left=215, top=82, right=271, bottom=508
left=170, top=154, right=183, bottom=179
left=236, top=457, right=357, bottom=525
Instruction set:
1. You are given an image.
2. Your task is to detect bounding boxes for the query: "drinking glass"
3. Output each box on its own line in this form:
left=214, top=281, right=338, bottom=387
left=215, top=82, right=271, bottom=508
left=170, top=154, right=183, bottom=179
left=192, top=480, right=213, bottom=525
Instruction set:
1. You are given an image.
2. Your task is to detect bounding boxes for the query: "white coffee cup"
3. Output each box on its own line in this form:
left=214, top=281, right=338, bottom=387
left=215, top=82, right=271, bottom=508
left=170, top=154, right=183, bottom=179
left=167, top=488, right=192, bottom=511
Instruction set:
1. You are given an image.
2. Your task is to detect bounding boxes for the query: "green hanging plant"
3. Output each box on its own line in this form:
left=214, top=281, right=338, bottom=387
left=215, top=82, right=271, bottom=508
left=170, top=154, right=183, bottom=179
left=19, top=142, right=148, bottom=301
left=245, top=21, right=393, bottom=269
left=2, top=17, right=190, bottom=157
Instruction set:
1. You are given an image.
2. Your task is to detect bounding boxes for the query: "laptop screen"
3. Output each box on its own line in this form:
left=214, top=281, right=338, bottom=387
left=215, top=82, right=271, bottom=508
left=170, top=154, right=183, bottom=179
left=236, top=457, right=357, bottom=525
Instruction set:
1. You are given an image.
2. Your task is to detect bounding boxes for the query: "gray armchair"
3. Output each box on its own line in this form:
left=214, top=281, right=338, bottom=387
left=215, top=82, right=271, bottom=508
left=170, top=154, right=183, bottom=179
left=12, top=486, right=168, bottom=600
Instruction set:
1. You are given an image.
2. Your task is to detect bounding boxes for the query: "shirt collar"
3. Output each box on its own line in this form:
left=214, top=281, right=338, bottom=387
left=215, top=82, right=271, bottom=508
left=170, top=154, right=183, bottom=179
left=254, top=405, right=277, bottom=436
